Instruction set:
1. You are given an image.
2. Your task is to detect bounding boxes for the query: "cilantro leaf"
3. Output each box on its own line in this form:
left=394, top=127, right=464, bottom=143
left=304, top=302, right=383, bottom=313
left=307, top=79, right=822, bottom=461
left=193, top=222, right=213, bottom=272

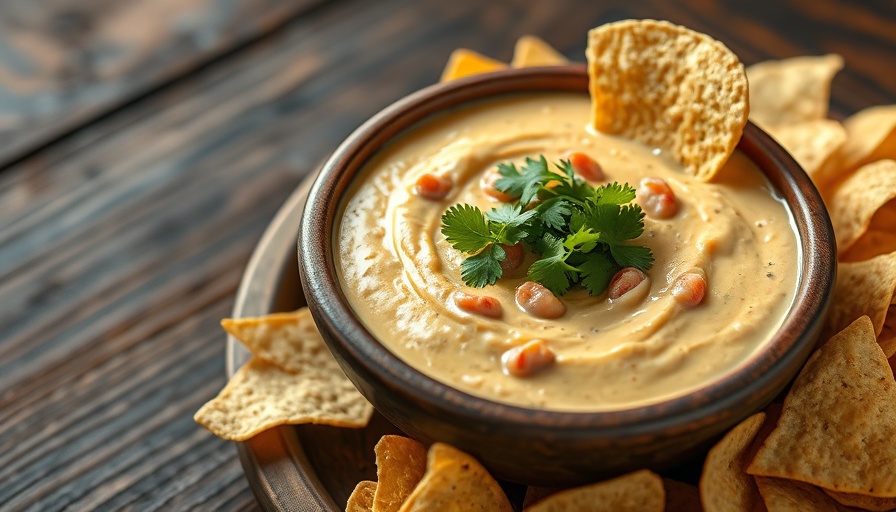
left=460, top=244, right=504, bottom=288
left=495, top=155, right=554, bottom=205
left=528, top=235, right=578, bottom=295
left=563, top=226, right=601, bottom=254
left=610, top=244, right=655, bottom=270
left=549, top=160, right=595, bottom=203
left=578, top=252, right=617, bottom=296
left=441, top=204, right=492, bottom=253
left=596, top=182, right=636, bottom=205
left=537, top=198, right=572, bottom=231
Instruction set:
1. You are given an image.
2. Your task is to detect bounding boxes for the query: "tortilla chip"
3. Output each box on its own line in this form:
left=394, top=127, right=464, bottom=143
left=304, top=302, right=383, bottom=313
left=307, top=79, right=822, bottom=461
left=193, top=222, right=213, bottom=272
left=194, top=358, right=373, bottom=440
left=825, top=252, right=896, bottom=356
left=221, top=308, right=333, bottom=374
left=398, top=443, right=512, bottom=512
left=747, top=316, right=896, bottom=497
left=440, top=49, right=507, bottom=82
left=755, top=477, right=854, bottom=512
left=372, top=436, right=427, bottom=512
left=700, top=412, right=766, bottom=512
left=839, top=105, right=896, bottom=172
left=511, top=35, right=568, bottom=67
left=586, top=20, right=748, bottom=181
left=763, top=119, right=846, bottom=186
left=746, top=54, right=843, bottom=127
left=347, top=481, right=377, bottom=512
left=524, top=470, right=665, bottom=511
left=829, top=160, right=896, bottom=261
left=824, top=489, right=896, bottom=511
left=664, top=478, right=703, bottom=512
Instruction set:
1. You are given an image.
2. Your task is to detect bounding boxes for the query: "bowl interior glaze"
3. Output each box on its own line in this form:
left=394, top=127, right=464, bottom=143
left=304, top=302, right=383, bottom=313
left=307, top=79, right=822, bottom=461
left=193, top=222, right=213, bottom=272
left=298, top=65, right=836, bottom=485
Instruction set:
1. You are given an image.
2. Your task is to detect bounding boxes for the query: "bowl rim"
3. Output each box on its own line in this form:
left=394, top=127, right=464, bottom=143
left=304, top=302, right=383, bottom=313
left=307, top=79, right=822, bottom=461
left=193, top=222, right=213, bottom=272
left=299, top=64, right=836, bottom=434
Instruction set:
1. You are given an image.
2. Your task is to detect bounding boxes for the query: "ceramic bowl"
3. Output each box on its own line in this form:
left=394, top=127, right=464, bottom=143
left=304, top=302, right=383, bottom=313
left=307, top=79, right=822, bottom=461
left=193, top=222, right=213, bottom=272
left=298, top=65, right=836, bottom=486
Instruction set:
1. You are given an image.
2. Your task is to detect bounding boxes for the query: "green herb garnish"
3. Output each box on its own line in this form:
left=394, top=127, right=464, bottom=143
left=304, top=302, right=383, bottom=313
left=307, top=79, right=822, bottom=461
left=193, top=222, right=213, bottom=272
left=439, top=155, right=654, bottom=296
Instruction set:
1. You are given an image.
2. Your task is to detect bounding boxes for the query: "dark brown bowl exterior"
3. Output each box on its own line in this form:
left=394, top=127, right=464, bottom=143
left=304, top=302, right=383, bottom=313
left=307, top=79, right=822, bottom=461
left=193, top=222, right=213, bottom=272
left=298, top=66, right=836, bottom=486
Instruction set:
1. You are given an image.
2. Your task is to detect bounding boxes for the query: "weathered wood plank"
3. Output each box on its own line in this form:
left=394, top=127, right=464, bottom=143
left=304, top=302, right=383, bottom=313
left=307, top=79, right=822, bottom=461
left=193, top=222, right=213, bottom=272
left=0, top=0, right=893, bottom=510
left=0, top=0, right=327, bottom=166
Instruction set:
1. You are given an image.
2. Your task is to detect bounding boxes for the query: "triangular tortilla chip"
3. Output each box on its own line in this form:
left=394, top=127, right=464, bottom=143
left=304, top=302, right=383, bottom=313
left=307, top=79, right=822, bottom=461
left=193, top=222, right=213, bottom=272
left=586, top=19, right=748, bottom=181
left=755, top=477, right=856, bottom=512
left=824, top=489, right=896, bottom=511
left=664, top=478, right=703, bottom=512
left=440, top=49, right=507, bottom=82
left=763, top=119, right=846, bottom=187
left=747, top=316, right=896, bottom=497
left=829, top=160, right=896, bottom=261
left=839, top=105, right=896, bottom=172
left=398, top=443, right=512, bottom=512
left=372, top=436, right=427, bottom=512
left=221, top=308, right=332, bottom=373
left=700, top=412, right=767, bottom=512
left=524, top=470, right=665, bottom=511
left=511, top=35, right=569, bottom=67
left=746, top=54, right=843, bottom=127
left=194, top=358, right=373, bottom=440
left=825, top=252, right=896, bottom=357
left=347, top=481, right=377, bottom=512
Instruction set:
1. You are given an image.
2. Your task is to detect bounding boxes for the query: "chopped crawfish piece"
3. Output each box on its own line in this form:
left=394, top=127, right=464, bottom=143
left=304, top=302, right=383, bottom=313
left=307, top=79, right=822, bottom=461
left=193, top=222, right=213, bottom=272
left=672, top=271, right=706, bottom=306
left=499, top=243, right=524, bottom=271
left=501, top=339, right=556, bottom=377
left=639, top=177, right=678, bottom=219
left=567, top=152, right=605, bottom=181
left=608, top=267, right=648, bottom=299
left=515, top=281, right=566, bottom=319
left=453, top=292, right=503, bottom=319
left=414, top=173, right=453, bottom=200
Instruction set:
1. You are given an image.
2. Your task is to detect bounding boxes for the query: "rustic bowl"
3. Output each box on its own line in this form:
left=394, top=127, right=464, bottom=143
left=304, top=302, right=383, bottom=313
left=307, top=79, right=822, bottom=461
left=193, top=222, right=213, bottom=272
left=297, top=65, right=836, bottom=486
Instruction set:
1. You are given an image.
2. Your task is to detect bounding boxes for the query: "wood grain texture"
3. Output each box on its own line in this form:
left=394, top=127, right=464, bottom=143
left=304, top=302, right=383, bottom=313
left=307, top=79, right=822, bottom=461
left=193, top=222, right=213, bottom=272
left=0, top=0, right=894, bottom=510
left=0, top=0, right=326, bottom=165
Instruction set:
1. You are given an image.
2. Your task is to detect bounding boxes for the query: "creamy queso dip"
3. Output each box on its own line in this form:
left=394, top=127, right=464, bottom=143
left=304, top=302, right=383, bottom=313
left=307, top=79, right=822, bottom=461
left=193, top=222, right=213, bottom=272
left=336, top=93, right=798, bottom=411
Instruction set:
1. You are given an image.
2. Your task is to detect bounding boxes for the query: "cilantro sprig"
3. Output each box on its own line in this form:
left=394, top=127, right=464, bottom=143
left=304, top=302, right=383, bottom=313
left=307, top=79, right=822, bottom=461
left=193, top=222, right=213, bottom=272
left=439, top=155, right=654, bottom=296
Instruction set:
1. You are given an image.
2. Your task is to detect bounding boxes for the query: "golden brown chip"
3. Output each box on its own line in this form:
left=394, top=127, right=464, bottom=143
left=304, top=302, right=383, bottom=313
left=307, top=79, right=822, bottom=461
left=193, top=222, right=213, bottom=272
left=664, top=478, right=703, bottom=512
left=194, top=358, right=373, bottom=440
left=221, top=308, right=333, bottom=373
left=347, top=481, right=377, bottom=512
left=511, top=35, right=569, bottom=67
left=524, top=470, right=665, bottom=511
left=372, top=436, right=427, bottom=512
left=839, top=105, right=896, bottom=172
left=764, top=119, right=846, bottom=186
left=746, top=54, right=843, bottom=127
left=824, top=489, right=896, bottom=511
left=398, top=443, right=512, bottom=512
left=755, top=477, right=855, bottom=512
left=586, top=19, right=748, bottom=181
left=825, top=252, right=896, bottom=356
left=830, top=160, right=896, bottom=261
left=747, top=316, right=896, bottom=497
left=440, top=49, right=507, bottom=82
left=700, top=412, right=766, bottom=512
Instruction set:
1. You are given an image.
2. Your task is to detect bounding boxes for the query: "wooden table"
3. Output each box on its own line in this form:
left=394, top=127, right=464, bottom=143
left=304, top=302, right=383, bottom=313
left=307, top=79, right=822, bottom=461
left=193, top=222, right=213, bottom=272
left=1, top=1, right=894, bottom=510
